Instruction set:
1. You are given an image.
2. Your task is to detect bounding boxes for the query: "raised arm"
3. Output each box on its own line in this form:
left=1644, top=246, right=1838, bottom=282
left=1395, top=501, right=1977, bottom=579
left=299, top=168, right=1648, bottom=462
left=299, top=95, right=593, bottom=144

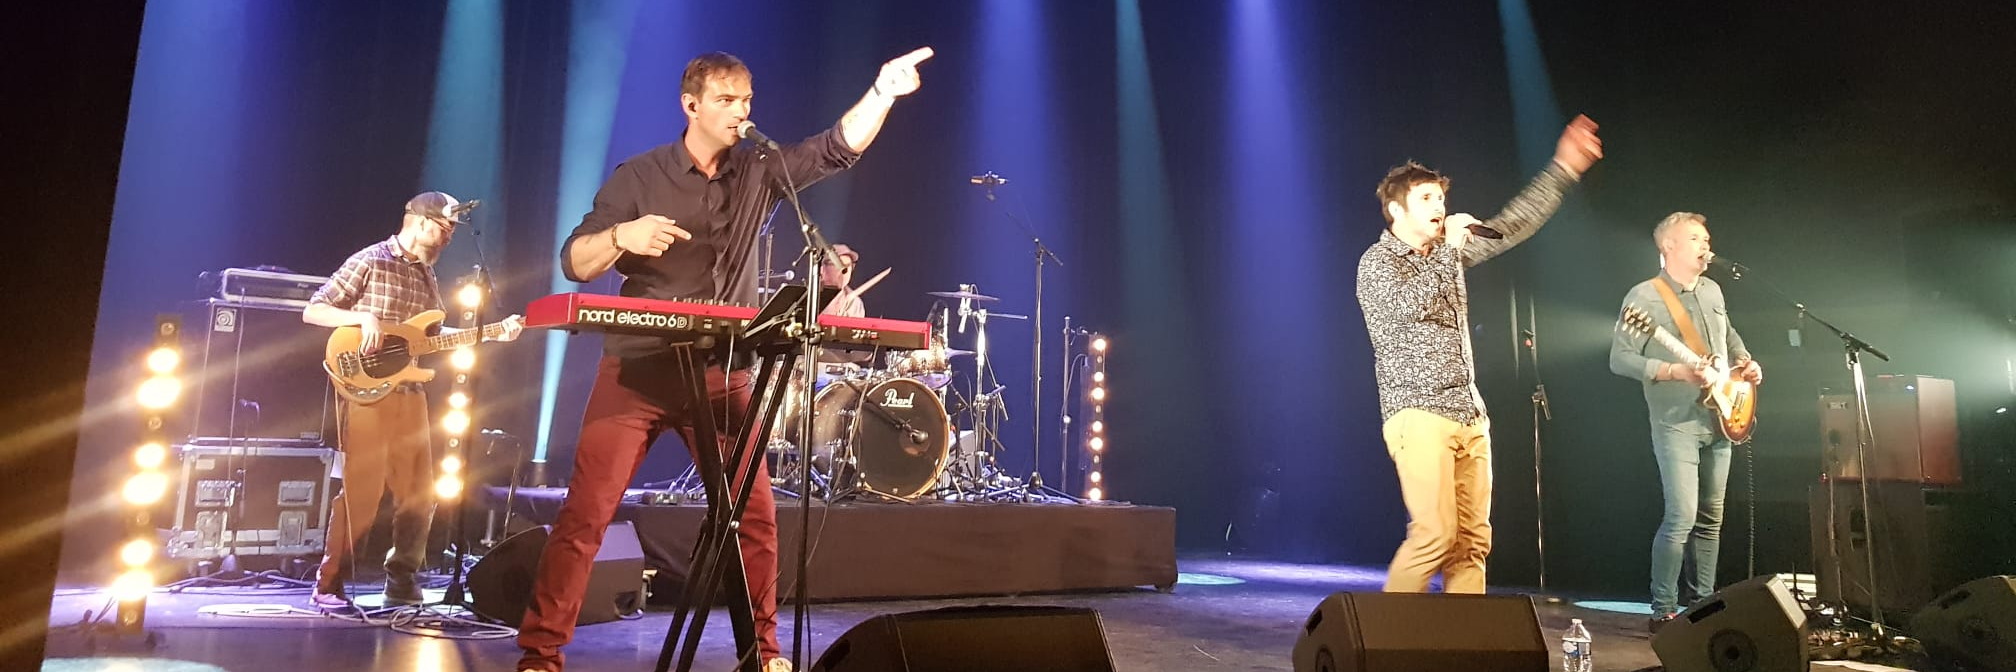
left=1461, top=115, right=1603, bottom=266
left=838, top=47, right=933, bottom=152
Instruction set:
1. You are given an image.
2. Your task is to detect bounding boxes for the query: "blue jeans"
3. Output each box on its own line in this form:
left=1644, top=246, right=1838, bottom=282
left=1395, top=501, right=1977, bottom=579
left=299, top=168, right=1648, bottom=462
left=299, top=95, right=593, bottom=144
left=1649, top=423, right=1731, bottom=615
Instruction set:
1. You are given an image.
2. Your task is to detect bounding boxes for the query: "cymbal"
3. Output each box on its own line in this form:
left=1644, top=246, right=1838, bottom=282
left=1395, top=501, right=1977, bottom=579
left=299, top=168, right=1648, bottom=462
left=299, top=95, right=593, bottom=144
left=927, top=290, right=999, bottom=302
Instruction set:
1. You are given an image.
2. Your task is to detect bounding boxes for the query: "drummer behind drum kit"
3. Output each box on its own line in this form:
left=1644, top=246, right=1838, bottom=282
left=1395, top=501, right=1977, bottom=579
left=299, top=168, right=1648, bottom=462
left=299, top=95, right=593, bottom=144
left=759, top=285, right=1065, bottom=503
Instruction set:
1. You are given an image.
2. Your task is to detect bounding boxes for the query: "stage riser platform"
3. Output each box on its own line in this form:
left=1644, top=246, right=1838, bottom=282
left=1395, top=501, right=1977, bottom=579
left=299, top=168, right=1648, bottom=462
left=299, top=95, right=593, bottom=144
left=501, top=488, right=1179, bottom=602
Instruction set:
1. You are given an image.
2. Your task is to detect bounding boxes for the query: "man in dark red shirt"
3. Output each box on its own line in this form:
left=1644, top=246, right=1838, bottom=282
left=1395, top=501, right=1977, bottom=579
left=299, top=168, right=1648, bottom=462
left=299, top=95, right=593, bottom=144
left=516, top=48, right=933, bottom=672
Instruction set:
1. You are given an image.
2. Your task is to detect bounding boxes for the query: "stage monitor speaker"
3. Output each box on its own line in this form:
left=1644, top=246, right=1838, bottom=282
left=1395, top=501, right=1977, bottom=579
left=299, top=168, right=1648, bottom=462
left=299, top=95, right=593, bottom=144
left=1291, top=592, right=1547, bottom=672
left=810, top=605, right=1116, bottom=672
left=1819, top=375, right=1960, bottom=485
left=1652, top=574, right=1807, bottom=672
left=467, top=521, right=646, bottom=626
left=1911, top=575, right=2016, bottom=672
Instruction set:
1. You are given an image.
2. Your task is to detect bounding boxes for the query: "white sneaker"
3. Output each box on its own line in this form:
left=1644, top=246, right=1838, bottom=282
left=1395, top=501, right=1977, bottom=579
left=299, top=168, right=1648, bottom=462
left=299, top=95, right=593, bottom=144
left=763, top=658, right=793, bottom=672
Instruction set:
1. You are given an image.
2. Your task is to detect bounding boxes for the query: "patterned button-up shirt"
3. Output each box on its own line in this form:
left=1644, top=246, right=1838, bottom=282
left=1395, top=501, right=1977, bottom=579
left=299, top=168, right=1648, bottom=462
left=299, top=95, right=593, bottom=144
left=310, top=236, right=444, bottom=324
left=1355, top=164, right=1576, bottom=424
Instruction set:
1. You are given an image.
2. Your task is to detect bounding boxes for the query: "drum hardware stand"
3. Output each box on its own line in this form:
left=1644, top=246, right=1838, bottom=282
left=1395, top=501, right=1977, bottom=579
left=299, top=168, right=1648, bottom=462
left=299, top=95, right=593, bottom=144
left=1713, top=257, right=1893, bottom=631
left=1056, top=317, right=1088, bottom=502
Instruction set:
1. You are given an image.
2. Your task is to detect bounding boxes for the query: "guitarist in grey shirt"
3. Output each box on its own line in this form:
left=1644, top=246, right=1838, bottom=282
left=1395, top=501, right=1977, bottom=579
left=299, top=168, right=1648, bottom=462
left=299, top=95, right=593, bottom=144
left=1609, top=211, right=1763, bottom=629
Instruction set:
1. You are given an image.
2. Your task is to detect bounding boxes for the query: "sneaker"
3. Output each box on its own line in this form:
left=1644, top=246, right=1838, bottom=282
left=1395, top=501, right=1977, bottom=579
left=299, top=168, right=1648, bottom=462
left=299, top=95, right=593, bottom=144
left=763, top=658, right=793, bottom=672
left=311, top=591, right=353, bottom=612
left=383, top=573, right=425, bottom=606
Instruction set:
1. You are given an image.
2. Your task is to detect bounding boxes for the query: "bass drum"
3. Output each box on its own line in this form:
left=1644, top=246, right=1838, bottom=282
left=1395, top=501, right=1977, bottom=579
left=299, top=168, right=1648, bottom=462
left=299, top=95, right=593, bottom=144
left=808, top=377, right=951, bottom=499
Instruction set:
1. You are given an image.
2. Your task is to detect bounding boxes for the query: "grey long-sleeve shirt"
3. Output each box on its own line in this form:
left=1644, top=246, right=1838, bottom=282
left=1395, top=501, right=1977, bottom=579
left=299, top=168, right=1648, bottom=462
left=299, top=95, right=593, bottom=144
left=1609, top=272, right=1750, bottom=432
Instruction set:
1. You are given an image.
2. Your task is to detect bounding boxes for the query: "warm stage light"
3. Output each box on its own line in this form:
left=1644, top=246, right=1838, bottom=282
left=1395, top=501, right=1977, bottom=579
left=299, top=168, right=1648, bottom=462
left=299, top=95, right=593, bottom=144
left=112, top=569, right=152, bottom=602
left=443, top=410, right=471, bottom=435
left=146, top=348, right=180, bottom=374
left=120, top=539, right=155, bottom=568
left=1090, top=387, right=1106, bottom=401
left=1092, top=371, right=1105, bottom=384
left=434, top=475, right=464, bottom=499
left=1090, top=471, right=1102, bottom=484
left=136, top=376, right=182, bottom=409
left=134, top=442, right=167, bottom=469
left=457, top=284, right=484, bottom=309
left=441, top=454, right=463, bottom=474
left=450, top=347, right=476, bottom=371
left=1092, top=337, right=1108, bottom=352
left=1091, top=420, right=1104, bottom=434
left=1089, top=436, right=1104, bottom=452
left=123, top=472, right=169, bottom=505
left=448, top=391, right=469, bottom=409
left=1087, top=487, right=1104, bottom=501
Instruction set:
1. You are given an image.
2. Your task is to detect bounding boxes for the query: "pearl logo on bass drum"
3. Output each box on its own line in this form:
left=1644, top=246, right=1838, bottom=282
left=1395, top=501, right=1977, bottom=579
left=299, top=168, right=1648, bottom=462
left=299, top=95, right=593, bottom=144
left=881, top=388, right=916, bottom=409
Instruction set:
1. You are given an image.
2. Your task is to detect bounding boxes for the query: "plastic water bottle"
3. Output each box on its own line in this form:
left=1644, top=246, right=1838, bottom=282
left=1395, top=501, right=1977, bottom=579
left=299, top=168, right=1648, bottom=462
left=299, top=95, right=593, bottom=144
left=1561, top=618, right=1593, bottom=672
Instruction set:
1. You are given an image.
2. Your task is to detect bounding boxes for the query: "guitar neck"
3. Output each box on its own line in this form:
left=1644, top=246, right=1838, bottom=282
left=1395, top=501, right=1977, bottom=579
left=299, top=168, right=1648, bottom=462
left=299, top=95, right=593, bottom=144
left=426, top=322, right=507, bottom=352
left=1650, top=329, right=1707, bottom=367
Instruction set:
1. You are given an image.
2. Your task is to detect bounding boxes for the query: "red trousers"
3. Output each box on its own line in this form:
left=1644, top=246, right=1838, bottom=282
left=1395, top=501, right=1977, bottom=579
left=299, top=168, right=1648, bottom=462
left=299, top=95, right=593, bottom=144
left=517, top=355, right=779, bottom=671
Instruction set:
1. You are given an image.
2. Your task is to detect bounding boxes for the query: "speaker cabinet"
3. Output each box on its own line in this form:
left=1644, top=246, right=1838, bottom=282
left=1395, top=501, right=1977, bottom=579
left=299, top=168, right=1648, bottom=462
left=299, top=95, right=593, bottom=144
left=1808, top=481, right=1992, bottom=612
left=811, top=606, right=1116, bottom=672
left=1292, top=592, right=1546, bottom=672
left=467, top=521, right=646, bottom=626
left=186, top=299, right=334, bottom=444
left=1911, top=576, right=2016, bottom=672
left=1652, top=574, right=1807, bottom=672
left=1819, top=375, right=1960, bottom=485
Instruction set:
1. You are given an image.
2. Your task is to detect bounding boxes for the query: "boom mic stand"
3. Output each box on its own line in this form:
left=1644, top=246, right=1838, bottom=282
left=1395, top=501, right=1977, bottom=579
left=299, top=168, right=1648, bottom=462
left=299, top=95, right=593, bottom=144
left=1713, top=256, right=1893, bottom=632
left=971, top=172, right=1072, bottom=501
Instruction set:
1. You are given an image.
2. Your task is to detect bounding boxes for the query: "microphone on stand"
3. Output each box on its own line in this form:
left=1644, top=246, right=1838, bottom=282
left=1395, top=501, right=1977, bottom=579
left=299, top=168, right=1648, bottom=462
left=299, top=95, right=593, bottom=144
left=956, top=284, right=973, bottom=334
left=736, top=121, right=778, bottom=150
left=969, top=172, right=1009, bottom=187
left=1707, top=252, right=1746, bottom=279
left=759, top=270, right=796, bottom=281
left=448, top=199, right=482, bottom=220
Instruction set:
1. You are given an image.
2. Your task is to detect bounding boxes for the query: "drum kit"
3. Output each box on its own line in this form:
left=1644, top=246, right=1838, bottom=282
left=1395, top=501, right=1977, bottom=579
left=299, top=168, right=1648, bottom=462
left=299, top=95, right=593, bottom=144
left=759, top=285, right=1049, bottom=502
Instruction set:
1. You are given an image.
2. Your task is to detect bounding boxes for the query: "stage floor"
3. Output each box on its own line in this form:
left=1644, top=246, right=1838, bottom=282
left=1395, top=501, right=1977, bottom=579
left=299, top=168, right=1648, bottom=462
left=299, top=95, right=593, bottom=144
left=44, top=557, right=1687, bottom=672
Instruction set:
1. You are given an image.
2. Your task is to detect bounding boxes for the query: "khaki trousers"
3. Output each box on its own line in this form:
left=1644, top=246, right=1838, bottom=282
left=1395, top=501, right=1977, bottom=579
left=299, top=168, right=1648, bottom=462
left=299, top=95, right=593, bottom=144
left=1381, top=408, right=1493, bottom=593
left=316, top=389, right=436, bottom=592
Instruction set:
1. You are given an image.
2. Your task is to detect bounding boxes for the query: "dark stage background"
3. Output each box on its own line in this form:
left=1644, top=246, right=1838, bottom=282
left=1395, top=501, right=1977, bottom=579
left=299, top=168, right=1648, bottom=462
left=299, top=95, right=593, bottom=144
left=64, top=0, right=2016, bottom=600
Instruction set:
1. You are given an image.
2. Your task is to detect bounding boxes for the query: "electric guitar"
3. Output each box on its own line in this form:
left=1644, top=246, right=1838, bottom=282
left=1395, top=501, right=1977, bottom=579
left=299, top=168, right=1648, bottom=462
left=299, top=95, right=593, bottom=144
left=1618, top=305, right=1758, bottom=443
left=322, top=310, right=513, bottom=405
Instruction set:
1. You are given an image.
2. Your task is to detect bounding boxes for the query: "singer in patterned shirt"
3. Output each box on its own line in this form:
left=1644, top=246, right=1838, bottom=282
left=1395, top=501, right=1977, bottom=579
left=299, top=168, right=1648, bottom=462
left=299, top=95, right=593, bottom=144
left=1354, top=115, right=1602, bottom=593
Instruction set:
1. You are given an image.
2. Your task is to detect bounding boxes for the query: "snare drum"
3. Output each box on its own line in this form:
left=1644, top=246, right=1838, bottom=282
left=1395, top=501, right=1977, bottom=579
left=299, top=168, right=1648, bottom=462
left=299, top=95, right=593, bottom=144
left=885, top=348, right=953, bottom=390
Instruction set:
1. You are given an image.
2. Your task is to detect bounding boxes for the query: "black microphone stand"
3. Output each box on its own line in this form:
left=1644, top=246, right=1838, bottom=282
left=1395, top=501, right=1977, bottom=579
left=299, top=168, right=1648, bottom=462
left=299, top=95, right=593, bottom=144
left=974, top=173, right=1074, bottom=502
left=773, top=143, right=836, bottom=672
left=1715, top=258, right=1893, bottom=632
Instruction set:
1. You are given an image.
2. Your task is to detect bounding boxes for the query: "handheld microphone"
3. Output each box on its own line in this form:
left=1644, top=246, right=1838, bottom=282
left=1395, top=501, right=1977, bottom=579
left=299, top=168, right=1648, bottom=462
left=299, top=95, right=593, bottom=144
left=1466, top=224, right=1504, bottom=240
left=736, top=121, right=778, bottom=150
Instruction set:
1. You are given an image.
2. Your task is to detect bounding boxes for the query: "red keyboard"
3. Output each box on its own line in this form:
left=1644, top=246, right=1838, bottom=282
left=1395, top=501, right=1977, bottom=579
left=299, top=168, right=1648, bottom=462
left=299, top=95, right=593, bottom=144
left=524, top=292, right=932, bottom=351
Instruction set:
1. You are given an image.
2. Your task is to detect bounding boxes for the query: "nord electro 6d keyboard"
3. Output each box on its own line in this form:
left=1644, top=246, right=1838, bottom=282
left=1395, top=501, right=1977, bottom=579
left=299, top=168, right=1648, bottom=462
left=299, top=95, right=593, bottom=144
left=524, top=292, right=931, bottom=351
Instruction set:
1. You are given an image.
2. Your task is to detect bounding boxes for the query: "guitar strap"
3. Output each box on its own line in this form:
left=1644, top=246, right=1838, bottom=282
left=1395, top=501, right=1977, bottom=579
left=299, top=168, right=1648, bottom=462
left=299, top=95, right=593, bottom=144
left=1650, top=276, right=1711, bottom=358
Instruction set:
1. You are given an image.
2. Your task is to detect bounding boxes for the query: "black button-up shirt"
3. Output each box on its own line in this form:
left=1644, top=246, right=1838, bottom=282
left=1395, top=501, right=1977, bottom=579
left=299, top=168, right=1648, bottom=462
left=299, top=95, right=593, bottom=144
left=1355, top=164, right=1575, bottom=424
left=565, top=125, right=862, bottom=358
